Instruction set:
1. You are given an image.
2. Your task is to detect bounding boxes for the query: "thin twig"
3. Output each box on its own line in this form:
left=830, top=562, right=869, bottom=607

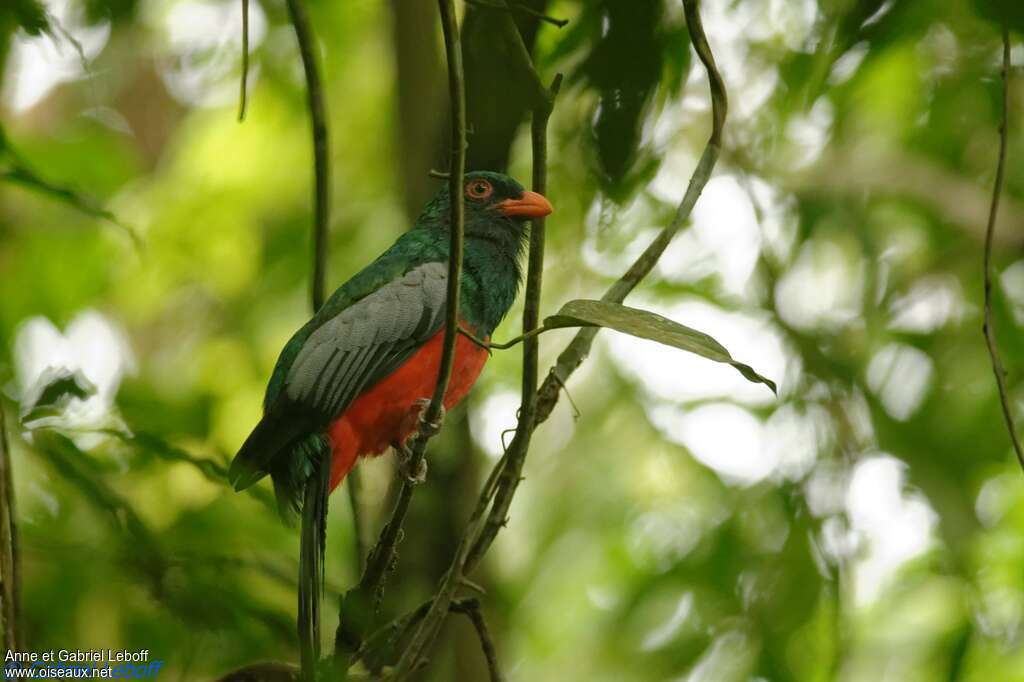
left=0, top=407, right=21, bottom=651
left=466, top=71, right=560, bottom=570
left=0, top=164, right=139, bottom=248
left=354, top=598, right=499, bottom=678
left=217, top=661, right=299, bottom=682
left=388, top=25, right=562, bottom=680
left=333, top=0, right=467, bottom=668
left=465, top=0, right=568, bottom=28
left=457, top=323, right=546, bottom=351
left=497, top=1, right=556, bottom=108
left=380, top=4, right=471, bottom=678
left=470, top=0, right=728, bottom=566
left=238, top=0, right=250, bottom=122
left=533, top=0, right=727, bottom=427
left=424, top=0, right=468, bottom=434
left=117, top=430, right=277, bottom=512
left=982, top=28, right=1024, bottom=473
left=353, top=599, right=432, bottom=670
left=450, top=599, right=504, bottom=682
left=284, top=0, right=333, bottom=676
left=284, top=0, right=330, bottom=313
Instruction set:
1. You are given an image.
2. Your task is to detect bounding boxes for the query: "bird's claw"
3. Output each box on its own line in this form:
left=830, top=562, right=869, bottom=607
left=412, top=397, right=446, bottom=438
left=393, top=442, right=428, bottom=485
left=390, top=399, right=444, bottom=485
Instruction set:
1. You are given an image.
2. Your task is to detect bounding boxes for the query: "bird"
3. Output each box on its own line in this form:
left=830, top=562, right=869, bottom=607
left=228, top=170, right=552, bottom=509
left=226, top=170, right=552, bottom=664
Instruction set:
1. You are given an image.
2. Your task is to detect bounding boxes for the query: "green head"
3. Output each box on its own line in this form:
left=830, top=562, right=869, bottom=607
left=418, top=171, right=553, bottom=249
left=415, top=171, right=554, bottom=334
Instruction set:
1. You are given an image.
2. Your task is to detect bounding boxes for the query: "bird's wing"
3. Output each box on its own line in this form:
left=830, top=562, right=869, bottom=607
left=230, top=259, right=448, bottom=494
left=282, top=260, right=448, bottom=419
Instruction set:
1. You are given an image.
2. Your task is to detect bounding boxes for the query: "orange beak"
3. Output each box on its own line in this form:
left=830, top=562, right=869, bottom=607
left=498, top=190, right=554, bottom=218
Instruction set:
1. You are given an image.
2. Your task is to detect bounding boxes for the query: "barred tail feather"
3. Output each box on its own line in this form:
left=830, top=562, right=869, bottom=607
left=298, top=436, right=330, bottom=680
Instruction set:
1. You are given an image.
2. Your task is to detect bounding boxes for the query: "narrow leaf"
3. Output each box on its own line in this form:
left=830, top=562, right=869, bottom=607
left=544, top=299, right=777, bottom=394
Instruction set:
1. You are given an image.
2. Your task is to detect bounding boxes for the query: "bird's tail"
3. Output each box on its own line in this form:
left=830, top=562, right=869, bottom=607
left=298, top=435, right=330, bottom=680
left=230, top=410, right=333, bottom=677
left=229, top=406, right=320, bottom=520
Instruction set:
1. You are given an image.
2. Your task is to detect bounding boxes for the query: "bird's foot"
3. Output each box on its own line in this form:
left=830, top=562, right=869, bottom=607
left=393, top=442, right=428, bottom=485
left=412, top=397, right=446, bottom=439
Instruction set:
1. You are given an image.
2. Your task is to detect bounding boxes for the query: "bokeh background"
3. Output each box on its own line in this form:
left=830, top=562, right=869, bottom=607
left=2, top=0, right=1024, bottom=680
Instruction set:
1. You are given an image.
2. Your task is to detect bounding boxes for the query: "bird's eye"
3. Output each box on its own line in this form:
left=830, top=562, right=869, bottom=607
left=465, top=180, right=493, bottom=200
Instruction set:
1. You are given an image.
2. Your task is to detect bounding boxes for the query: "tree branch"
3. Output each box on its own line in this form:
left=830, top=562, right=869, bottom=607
left=385, top=18, right=562, bottom=680
left=450, top=599, right=503, bottom=682
left=103, top=429, right=277, bottom=513
left=0, top=407, right=21, bottom=651
left=285, top=0, right=330, bottom=314
left=471, top=0, right=726, bottom=565
left=333, top=0, right=467, bottom=667
left=457, top=323, right=544, bottom=351
left=218, top=662, right=299, bottom=682
left=380, top=2, right=726, bottom=671
left=533, top=0, right=727, bottom=427
left=283, top=0, right=337, bottom=676
left=465, top=71, right=560, bottom=570
left=0, top=129, right=139, bottom=248
left=982, top=28, right=1024, bottom=473
left=496, top=1, right=556, bottom=108
left=346, top=2, right=724, bottom=675
left=465, top=0, right=568, bottom=29
left=421, top=0, right=468, bottom=479
left=238, top=0, right=250, bottom=122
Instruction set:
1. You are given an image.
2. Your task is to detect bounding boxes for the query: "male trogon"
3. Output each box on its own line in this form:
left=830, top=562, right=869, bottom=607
left=229, top=171, right=553, bottom=514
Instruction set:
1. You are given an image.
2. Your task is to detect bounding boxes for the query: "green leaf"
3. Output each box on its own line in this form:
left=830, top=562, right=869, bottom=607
left=544, top=299, right=778, bottom=394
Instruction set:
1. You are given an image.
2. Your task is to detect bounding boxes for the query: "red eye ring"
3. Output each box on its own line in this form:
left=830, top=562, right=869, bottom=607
left=465, top=179, right=494, bottom=200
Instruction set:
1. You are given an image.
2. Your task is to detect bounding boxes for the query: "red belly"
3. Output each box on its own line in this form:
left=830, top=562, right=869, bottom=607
left=325, top=327, right=489, bottom=490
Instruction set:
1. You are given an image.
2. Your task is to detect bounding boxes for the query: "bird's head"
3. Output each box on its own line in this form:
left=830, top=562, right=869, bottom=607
left=461, top=170, right=553, bottom=223
left=421, top=171, right=553, bottom=251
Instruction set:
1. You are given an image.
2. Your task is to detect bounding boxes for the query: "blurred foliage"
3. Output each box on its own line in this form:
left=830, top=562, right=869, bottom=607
left=581, top=0, right=666, bottom=191
left=1, top=0, right=51, bottom=38
left=3, top=0, right=1024, bottom=681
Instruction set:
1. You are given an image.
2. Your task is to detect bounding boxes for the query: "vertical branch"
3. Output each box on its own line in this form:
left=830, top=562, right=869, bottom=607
left=283, top=0, right=335, bottom=677
left=333, top=0, right=466, bottom=666
left=466, top=67, right=560, bottom=569
left=238, top=0, right=250, bottom=122
left=374, top=1, right=468, bottom=676
left=982, top=28, right=1024, bottom=473
left=285, top=0, right=330, bottom=313
left=472, top=0, right=726, bottom=565
left=0, top=407, right=21, bottom=651
left=450, top=599, right=504, bottom=682
left=428, top=0, right=468, bottom=425
left=388, top=17, right=560, bottom=681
